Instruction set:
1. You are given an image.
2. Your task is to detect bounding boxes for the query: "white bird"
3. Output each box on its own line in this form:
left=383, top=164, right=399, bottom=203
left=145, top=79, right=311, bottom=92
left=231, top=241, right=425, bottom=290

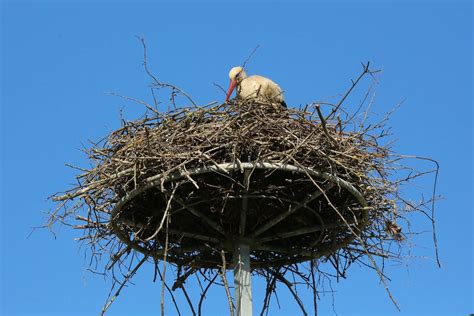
left=225, top=66, right=286, bottom=108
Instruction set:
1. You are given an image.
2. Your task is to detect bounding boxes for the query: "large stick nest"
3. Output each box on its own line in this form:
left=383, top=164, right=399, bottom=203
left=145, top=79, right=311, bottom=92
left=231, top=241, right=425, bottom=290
left=54, top=99, right=397, bottom=264
left=48, top=60, right=438, bottom=315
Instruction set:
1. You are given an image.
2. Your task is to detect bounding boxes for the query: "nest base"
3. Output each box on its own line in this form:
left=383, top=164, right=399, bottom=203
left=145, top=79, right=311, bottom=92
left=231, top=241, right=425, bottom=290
left=111, top=162, right=368, bottom=269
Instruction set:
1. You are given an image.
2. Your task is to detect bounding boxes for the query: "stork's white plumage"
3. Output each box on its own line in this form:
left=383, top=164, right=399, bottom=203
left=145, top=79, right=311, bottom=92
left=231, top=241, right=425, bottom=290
left=225, top=66, right=286, bottom=108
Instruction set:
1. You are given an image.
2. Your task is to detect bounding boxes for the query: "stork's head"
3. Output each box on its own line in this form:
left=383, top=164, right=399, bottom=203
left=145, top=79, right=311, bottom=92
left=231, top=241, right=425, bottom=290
left=226, top=66, right=247, bottom=101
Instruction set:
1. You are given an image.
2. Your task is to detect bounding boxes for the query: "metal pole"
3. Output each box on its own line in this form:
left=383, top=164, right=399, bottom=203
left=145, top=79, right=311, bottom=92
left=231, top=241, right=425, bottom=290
left=235, top=169, right=253, bottom=316
left=234, top=243, right=252, bottom=316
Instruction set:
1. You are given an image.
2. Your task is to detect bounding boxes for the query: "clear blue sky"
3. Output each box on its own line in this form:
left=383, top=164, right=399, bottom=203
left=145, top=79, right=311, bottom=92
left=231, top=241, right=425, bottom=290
left=1, top=1, right=472, bottom=315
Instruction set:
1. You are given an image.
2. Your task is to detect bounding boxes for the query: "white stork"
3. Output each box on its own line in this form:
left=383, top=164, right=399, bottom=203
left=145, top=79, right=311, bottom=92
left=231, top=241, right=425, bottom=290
left=225, top=66, right=287, bottom=108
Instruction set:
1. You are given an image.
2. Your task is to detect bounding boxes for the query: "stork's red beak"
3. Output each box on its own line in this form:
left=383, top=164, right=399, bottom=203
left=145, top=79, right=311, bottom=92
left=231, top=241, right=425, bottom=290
left=225, top=79, right=237, bottom=101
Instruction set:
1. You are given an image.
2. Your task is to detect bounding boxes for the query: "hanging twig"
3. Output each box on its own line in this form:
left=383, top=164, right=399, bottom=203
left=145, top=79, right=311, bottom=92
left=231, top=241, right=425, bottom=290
left=198, top=272, right=219, bottom=316
left=161, top=211, right=170, bottom=316
left=268, top=268, right=308, bottom=316
left=155, top=262, right=182, bottom=316
left=100, top=255, right=148, bottom=315
left=220, top=250, right=235, bottom=316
